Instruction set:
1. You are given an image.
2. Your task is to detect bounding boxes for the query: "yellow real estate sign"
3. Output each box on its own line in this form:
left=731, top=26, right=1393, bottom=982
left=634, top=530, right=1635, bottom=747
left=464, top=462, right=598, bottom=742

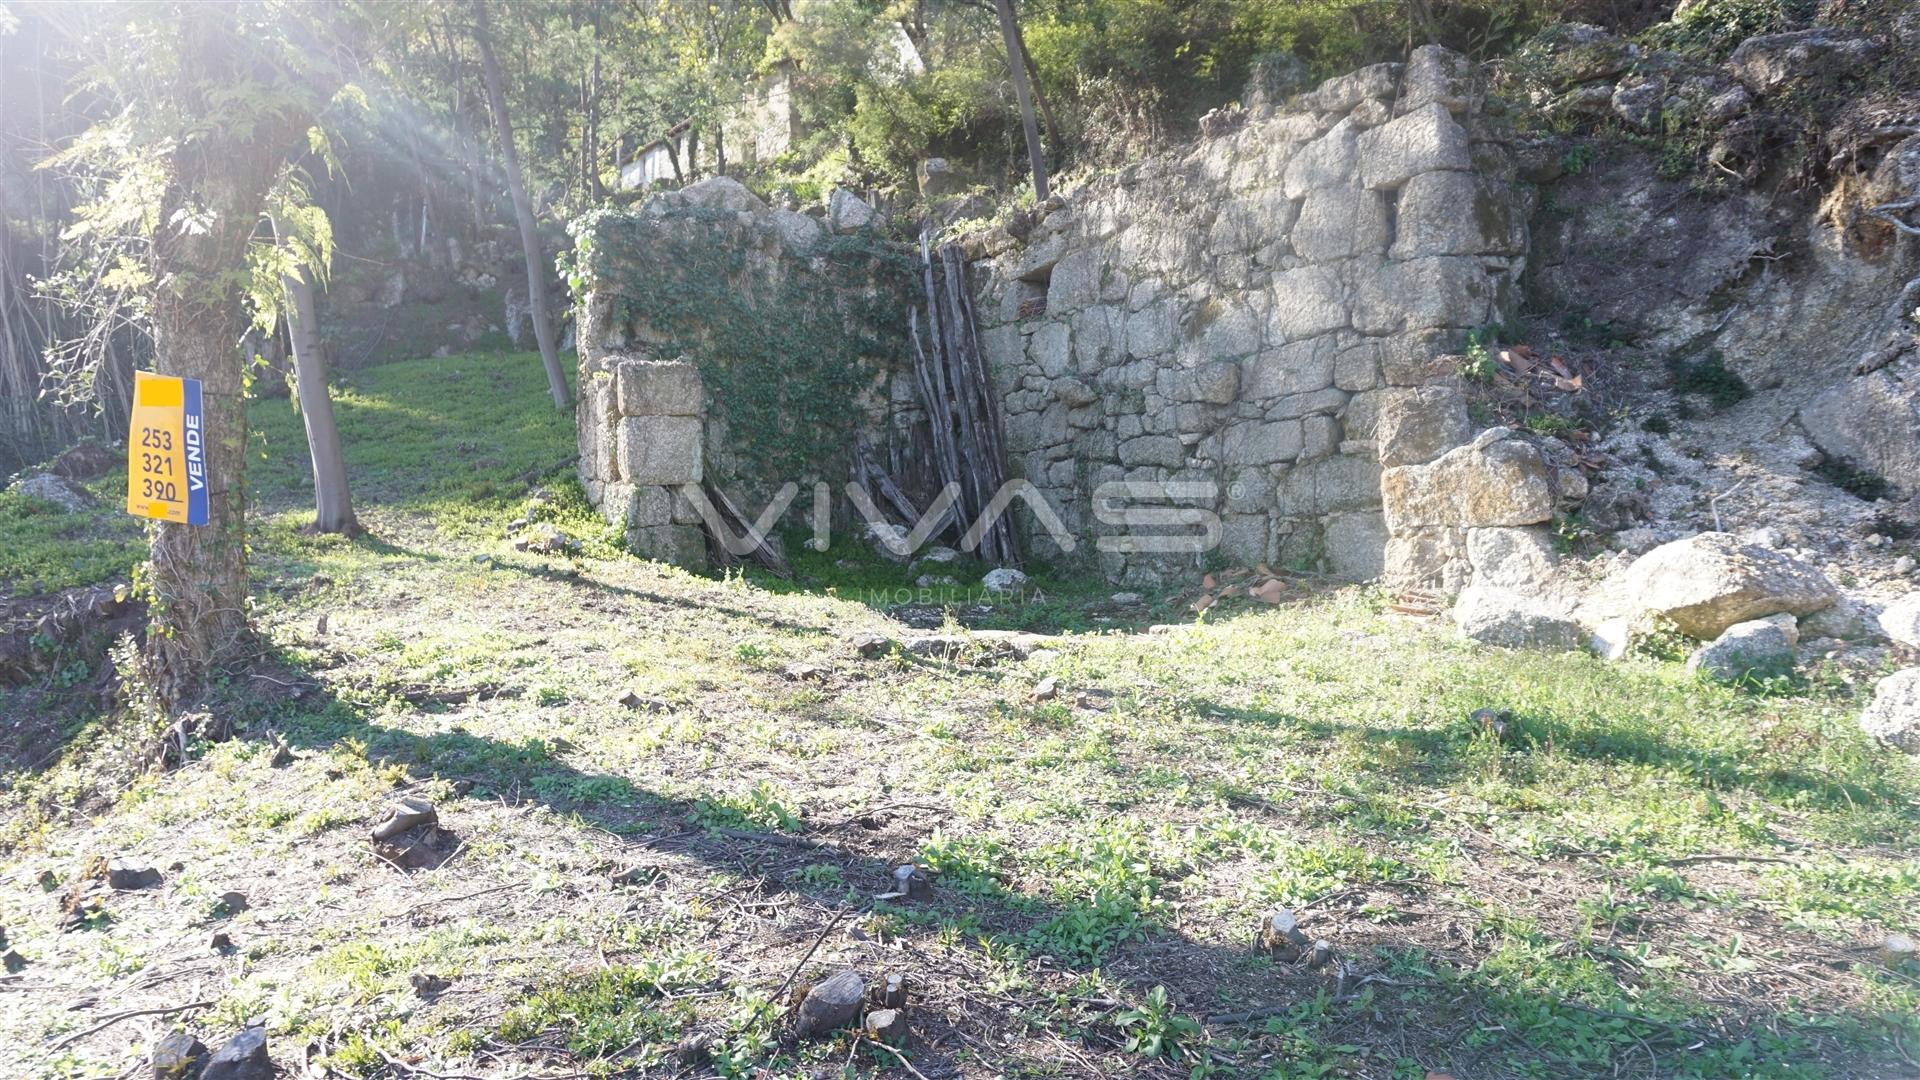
left=126, top=370, right=209, bottom=526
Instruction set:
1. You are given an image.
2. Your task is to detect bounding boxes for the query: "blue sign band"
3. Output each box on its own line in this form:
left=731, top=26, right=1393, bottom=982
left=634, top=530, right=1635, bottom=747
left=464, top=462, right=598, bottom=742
left=183, top=377, right=209, bottom=527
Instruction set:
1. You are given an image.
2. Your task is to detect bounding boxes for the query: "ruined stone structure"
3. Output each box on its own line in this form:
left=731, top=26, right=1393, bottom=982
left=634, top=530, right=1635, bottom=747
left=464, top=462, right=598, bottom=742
left=576, top=355, right=710, bottom=568
left=575, top=46, right=1536, bottom=587
left=967, top=46, right=1526, bottom=584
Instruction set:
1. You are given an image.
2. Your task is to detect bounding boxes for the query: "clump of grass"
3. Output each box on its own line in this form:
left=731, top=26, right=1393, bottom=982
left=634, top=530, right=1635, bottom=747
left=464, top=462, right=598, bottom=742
left=1812, top=456, right=1890, bottom=502
left=1666, top=349, right=1750, bottom=408
left=692, top=781, right=800, bottom=833
left=497, top=953, right=710, bottom=1058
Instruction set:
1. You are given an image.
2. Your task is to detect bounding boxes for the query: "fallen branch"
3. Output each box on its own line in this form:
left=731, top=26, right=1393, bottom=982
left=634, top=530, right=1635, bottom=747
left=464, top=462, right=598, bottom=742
left=47, top=1000, right=213, bottom=1051
left=773, top=904, right=861, bottom=1004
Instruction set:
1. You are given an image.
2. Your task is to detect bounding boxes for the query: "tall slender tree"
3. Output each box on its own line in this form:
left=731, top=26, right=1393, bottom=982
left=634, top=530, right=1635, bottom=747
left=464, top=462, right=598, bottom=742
left=472, top=0, right=570, bottom=411
left=993, top=0, right=1048, bottom=200
left=272, top=213, right=357, bottom=536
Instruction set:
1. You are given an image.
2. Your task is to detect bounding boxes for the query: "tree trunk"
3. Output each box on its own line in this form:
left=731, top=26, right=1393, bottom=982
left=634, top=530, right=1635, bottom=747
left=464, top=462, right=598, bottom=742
left=145, top=169, right=258, bottom=707
left=473, top=0, right=571, bottom=411
left=1008, top=13, right=1063, bottom=169
left=585, top=1, right=604, bottom=201
left=282, top=261, right=356, bottom=535
left=993, top=0, right=1048, bottom=201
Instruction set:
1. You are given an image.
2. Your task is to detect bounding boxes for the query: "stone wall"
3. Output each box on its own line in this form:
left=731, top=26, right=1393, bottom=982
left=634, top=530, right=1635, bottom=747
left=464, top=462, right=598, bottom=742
left=967, top=45, right=1527, bottom=585
left=576, top=355, right=711, bottom=568
left=575, top=48, right=1533, bottom=587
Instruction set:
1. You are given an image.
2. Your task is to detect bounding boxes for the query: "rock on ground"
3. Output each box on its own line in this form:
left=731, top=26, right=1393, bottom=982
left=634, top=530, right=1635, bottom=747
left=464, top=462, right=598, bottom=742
left=201, top=1027, right=271, bottom=1080
left=1862, top=668, right=1920, bottom=754
left=1878, top=592, right=1920, bottom=648
left=1453, top=585, right=1585, bottom=650
left=1616, top=532, right=1837, bottom=639
left=10, top=473, right=91, bottom=511
left=795, top=970, right=866, bottom=1038
left=982, top=567, right=1029, bottom=594
left=1686, top=613, right=1797, bottom=683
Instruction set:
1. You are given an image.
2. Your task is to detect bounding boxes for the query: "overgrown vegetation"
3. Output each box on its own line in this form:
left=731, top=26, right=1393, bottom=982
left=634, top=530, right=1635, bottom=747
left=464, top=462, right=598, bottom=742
left=568, top=205, right=916, bottom=478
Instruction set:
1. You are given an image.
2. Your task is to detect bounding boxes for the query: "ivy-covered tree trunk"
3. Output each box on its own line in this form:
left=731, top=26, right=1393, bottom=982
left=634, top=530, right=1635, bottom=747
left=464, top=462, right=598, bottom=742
left=144, top=165, right=263, bottom=707
left=136, top=1, right=323, bottom=708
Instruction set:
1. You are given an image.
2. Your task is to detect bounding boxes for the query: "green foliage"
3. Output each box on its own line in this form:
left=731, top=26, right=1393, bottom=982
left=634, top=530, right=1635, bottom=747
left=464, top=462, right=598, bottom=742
left=247, top=350, right=582, bottom=541
left=570, top=206, right=914, bottom=479
left=1811, top=456, right=1890, bottom=502
left=1025, top=820, right=1167, bottom=963
left=1559, top=142, right=1595, bottom=176
left=0, top=481, right=145, bottom=594
left=1114, top=985, right=1202, bottom=1060
left=692, top=781, right=800, bottom=834
left=1254, top=840, right=1414, bottom=906
left=497, top=953, right=710, bottom=1058
left=1458, top=329, right=1500, bottom=382
left=1666, top=349, right=1751, bottom=408
left=1643, top=0, right=1818, bottom=60
left=1523, top=413, right=1578, bottom=437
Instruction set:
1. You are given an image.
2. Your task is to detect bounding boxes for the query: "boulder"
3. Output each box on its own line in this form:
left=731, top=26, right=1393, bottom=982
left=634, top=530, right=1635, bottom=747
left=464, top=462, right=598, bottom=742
left=1399, top=44, right=1473, bottom=114
left=1298, top=63, right=1401, bottom=113
left=1453, top=586, right=1585, bottom=650
left=151, top=1031, right=208, bottom=1080
left=1879, top=593, right=1920, bottom=648
left=1686, top=613, right=1797, bottom=683
left=1610, top=76, right=1664, bottom=129
left=1527, top=23, right=1637, bottom=86
left=1390, top=170, right=1525, bottom=259
left=1588, top=617, right=1633, bottom=661
left=1615, top=532, right=1838, bottom=639
left=769, top=208, right=824, bottom=251
left=1798, top=363, right=1920, bottom=500
left=1380, top=428, right=1559, bottom=531
left=983, top=567, right=1029, bottom=594
left=1466, top=526, right=1558, bottom=592
left=10, top=473, right=91, bottom=512
left=616, top=415, right=703, bottom=485
left=610, top=359, right=702, bottom=418
left=827, top=188, right=881, bottom=233
left=680, top=175, right=767, bottom=214
left=107, top=859, right=161, bottom=890
left=1861, top=668, right=1920, bottom=754
left=1801, top=594, right=1883, bottom=642
left=1354, top=104, right=1472, bottom=191
left=1728, top=29, right=1881, bottom=96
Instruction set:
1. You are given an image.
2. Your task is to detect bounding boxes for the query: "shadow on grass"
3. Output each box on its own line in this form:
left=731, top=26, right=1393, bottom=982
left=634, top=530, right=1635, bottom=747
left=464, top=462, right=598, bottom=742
left=190, top=644, right=1920, bottom=1080
left=1194, top=697, right=1904, bottom=817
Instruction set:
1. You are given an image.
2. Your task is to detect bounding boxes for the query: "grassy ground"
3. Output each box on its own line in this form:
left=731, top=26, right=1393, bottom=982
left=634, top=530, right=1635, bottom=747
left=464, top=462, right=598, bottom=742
left=2, top=351, right=1917, bottom=1080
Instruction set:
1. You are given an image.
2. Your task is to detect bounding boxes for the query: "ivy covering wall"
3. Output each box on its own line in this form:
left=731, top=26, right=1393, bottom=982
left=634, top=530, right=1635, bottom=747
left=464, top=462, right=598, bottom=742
left=568, top=205, right=919, bottom=485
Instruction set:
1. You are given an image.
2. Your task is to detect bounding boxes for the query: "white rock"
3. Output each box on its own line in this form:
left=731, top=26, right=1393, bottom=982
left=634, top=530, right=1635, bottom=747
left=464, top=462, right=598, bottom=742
left=1686, top=613, right=1798, bottom=682
left=1589, top=617, right=1633, bottom=661
left=1861, top=668, right=1920, bottom=754
left=1878, top=592, right=1920, bottom=648
left=982, top=567, right=1030, bottom=594
left=1615, top=532, right=1838, bottom=639
left=1453, top=585, right=1585, bottom=650
left=828, top=188, right=881, bottom=233
left=10, top=473, right=90, bottom=511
